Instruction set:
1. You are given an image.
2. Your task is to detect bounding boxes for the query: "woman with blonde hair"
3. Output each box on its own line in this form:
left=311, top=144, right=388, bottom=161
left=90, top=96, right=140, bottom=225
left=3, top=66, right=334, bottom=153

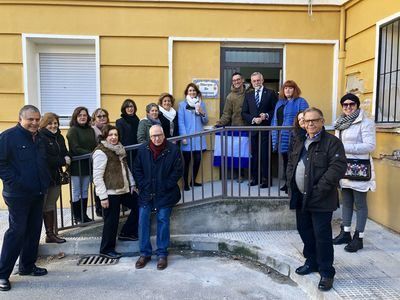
left=39, top=112, right=70, bottom=243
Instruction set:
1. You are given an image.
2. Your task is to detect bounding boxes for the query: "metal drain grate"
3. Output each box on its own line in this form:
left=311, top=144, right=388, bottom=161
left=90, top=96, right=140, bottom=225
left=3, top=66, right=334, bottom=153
left=78, top=255, right=119, bottom=266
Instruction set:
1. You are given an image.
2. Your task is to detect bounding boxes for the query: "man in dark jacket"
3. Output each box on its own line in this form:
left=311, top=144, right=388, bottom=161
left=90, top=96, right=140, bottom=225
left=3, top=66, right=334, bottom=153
left=133, top=125, right=183, bottom=270
left=241, top=72, right=278, bottom=187
left=0, top=105, right=51, bottom=292
left=287, top=107, right=347, bottom=292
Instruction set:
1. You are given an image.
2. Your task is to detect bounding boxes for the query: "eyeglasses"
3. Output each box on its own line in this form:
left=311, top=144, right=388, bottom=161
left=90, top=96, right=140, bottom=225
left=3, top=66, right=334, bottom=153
left=342, top=102, right=356, bottom=108
left=126, top=105, right=135, bottom=108
left=150, top=134, right=164, bottom=139
left=304, top=118, right=322, bottom=124
left=97, top=114, right=107, bottom=119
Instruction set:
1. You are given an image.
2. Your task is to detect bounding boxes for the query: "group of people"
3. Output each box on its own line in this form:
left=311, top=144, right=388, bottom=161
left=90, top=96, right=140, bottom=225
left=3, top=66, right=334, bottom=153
left=211, top=72, right=376, bottom=292
left=0, top=71, right=376, bottom=293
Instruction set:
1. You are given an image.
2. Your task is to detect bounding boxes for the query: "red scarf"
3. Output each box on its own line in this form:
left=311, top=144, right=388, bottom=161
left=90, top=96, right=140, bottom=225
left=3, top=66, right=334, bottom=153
left=149, top=139, right=167, bottom=160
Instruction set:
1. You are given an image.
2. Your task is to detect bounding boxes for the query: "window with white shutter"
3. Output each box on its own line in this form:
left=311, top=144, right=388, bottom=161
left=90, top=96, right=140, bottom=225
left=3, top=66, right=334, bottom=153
left=22, top=34, right=100, bottom=126
left=39, top=53, right=97, bottom=118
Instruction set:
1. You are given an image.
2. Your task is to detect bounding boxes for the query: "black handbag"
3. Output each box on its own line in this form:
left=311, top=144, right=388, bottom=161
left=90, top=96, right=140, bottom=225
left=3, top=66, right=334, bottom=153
left=344, top=158, right=371, bottom=181
left=59, top=166, right=70, bottom=185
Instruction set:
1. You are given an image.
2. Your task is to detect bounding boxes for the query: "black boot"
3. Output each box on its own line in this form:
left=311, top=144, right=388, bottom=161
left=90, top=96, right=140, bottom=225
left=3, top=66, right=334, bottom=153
left=345, top=231, right=363, bottom=252
left=43, top=211, right=66, bottom=243
left=82, top=198, right=93, bottom=223
left=72, top=201, right=83, bottom=224
left=333, top=225, right=352, bottom=245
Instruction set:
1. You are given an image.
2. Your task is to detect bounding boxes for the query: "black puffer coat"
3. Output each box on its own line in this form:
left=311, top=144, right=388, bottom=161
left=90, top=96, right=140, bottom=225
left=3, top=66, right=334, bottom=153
left=39, top=128, right=70, bottom=186
left=133, top=141, right=183, bottom=209
left=287, top=129, right=347, bottom=212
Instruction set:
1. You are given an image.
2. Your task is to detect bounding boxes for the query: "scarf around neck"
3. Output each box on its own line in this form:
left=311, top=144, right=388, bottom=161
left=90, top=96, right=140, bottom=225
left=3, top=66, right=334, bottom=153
left=101, top=140, right=126, bottom=160
left=186, top=95, right=201, bottom=108
left=122, top=113, right=139, bottom=126
left=147, top=116, right=161, bottom=125
left=149, top=139, right=167, bottom=160
left=334, top=109, right=360, bottom=131
left=159, top=106, right=176, bottom=122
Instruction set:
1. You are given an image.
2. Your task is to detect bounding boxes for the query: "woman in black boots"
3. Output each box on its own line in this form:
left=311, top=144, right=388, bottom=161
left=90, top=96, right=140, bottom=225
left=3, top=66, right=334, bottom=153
left=39, top=113, right=70, bottom=243
left=333, top=93, right=376, bottom=252
left=92, top=125, right=139, bottom=259
left=67, top=107, right=97, bottom=224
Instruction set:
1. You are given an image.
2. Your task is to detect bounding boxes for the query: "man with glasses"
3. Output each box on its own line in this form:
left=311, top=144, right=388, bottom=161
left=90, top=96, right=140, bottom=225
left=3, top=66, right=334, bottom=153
left=133, top=125, right=183, bottom=270
left=286, top=107, right=347, bottom=291
left=216, top=72, right=247, bottom=127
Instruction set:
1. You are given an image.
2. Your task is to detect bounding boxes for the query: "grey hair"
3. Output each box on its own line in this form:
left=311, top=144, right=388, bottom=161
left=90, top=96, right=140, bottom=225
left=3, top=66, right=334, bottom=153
left=19, top=105, right=40, bottom=119
left=250, top=72, right=264, bottom=80
left=303, top=107, right=324, bottom=119
left=149, top=124, right=164, bottom=135
left=146, top=103, right=158, bottom=114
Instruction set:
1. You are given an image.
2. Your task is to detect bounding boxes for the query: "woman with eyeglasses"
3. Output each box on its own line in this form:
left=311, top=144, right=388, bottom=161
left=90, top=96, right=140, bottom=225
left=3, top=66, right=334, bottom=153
left=67, top=106, right=97, bottom=224
left=272, top=80, right=309, bottom=193
left=137, top=103, right=161, bottom=144
left=178, top=83, right=208, bottom=191
left=116, top=99, right=140, bottom=147
left=332, top=93, right=376, bottom=253
left=39, top=112, right=70, bottom=243
left=92, top=108, right=110, bottom=143
left=91, top=108, right=111, bottom=216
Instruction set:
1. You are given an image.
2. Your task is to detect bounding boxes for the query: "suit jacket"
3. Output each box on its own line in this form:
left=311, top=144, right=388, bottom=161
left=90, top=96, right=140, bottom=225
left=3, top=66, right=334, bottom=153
left=241, top=87, right=278, bottom=129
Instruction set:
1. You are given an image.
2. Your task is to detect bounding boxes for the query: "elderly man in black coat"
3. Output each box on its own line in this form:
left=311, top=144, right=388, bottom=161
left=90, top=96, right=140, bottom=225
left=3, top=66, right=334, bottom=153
left=0, top=105, right=51, bottom=292
left=287, top=107, right=347, bottom=292
left=133, top=125, right=183, bottom=271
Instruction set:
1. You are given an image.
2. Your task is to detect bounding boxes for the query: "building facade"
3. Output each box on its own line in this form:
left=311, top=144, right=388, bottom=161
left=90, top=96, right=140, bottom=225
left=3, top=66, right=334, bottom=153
left=0, top=0, right=399, bottom=232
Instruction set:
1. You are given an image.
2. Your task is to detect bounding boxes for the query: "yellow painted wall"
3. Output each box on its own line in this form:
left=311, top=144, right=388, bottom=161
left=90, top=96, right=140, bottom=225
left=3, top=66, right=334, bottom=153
left=285, top=44, right=334, bottom=124
left=0, top=1, right=342, bottom=208
left=343, top=0, right=400, bottom=231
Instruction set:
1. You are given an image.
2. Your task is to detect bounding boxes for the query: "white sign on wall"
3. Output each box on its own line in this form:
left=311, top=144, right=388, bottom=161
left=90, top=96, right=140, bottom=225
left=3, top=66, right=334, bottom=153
left=193, top=79, right=219, bottom=99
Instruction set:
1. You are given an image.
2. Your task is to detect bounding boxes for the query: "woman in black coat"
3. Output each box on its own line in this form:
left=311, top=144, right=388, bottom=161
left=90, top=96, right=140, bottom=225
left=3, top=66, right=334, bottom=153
left=116, top=99, right=140, bottom=169
left=158, top=93, right=179, bottom=139
left=39, top=112, right=71, bottom=243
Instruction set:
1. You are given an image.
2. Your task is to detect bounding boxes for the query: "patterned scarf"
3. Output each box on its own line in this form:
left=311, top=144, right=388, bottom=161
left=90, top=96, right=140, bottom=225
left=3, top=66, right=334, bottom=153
left=101, top=140, right=126, bottom=161
left=334, top=109, right=360, bottom=131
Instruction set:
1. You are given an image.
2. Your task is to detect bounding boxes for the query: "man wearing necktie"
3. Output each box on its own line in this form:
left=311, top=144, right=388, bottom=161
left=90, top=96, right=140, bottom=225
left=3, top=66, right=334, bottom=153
left=242, top=72, right=278, bottom=187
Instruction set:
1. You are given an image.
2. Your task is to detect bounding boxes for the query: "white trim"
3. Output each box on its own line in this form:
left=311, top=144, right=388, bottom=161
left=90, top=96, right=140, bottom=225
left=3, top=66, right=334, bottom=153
left=372, top=12, right=400, bottom=118
left=168, top=37, right=174, bottom=94
left=22, top=33, right=101, bottom=112
left=168, top=36, right=339, bottom=123
left=332, top=41, right=339, bottom=123
left=282, top=44, right=287, bottom=84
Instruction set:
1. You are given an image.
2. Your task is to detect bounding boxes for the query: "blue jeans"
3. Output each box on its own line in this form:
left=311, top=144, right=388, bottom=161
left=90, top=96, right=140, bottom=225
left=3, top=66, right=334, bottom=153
left=139, top=205, right=172, bottom=258
left=71, top=175, right=90, bottom=202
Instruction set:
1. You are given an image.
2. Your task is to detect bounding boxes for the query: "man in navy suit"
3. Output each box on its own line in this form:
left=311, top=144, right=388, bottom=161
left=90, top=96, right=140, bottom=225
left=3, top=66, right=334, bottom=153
left=241, top=72, right=278, bottom=188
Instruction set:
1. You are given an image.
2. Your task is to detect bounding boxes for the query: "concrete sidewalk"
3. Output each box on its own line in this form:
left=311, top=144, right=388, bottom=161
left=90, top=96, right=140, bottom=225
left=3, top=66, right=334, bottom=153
left=35, top=217, right=400, bottom=299
left=1, top=209, right=400, bottom=299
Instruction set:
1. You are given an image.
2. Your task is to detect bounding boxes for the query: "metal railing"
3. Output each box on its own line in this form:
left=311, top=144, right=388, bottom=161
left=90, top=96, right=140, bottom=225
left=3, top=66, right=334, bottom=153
left=55, top=126, right=292, bottom=232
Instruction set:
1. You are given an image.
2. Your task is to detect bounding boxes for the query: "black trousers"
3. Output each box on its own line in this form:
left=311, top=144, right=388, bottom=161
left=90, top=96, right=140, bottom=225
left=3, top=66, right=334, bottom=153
left=182, top=151, right=202, bottom=186
left=281, top=152, right=288, bottom=181
left=100, top=192, right=139, bottom=254
left=296, top=209, right=335, bottom=278
left=250, top=132, right=270, bottom=182
left=0, top=195, right=44, bottom=279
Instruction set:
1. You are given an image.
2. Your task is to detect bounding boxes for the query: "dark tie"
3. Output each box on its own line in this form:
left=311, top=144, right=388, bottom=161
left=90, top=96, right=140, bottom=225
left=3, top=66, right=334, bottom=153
left=255, top=90, right=260, bottom=108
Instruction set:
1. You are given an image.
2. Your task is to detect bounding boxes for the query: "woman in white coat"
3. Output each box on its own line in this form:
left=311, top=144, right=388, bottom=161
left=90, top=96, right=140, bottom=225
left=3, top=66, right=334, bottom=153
left=332, top=93, right=376, bottom=252
left=92, top=125, right=139, bottom=259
